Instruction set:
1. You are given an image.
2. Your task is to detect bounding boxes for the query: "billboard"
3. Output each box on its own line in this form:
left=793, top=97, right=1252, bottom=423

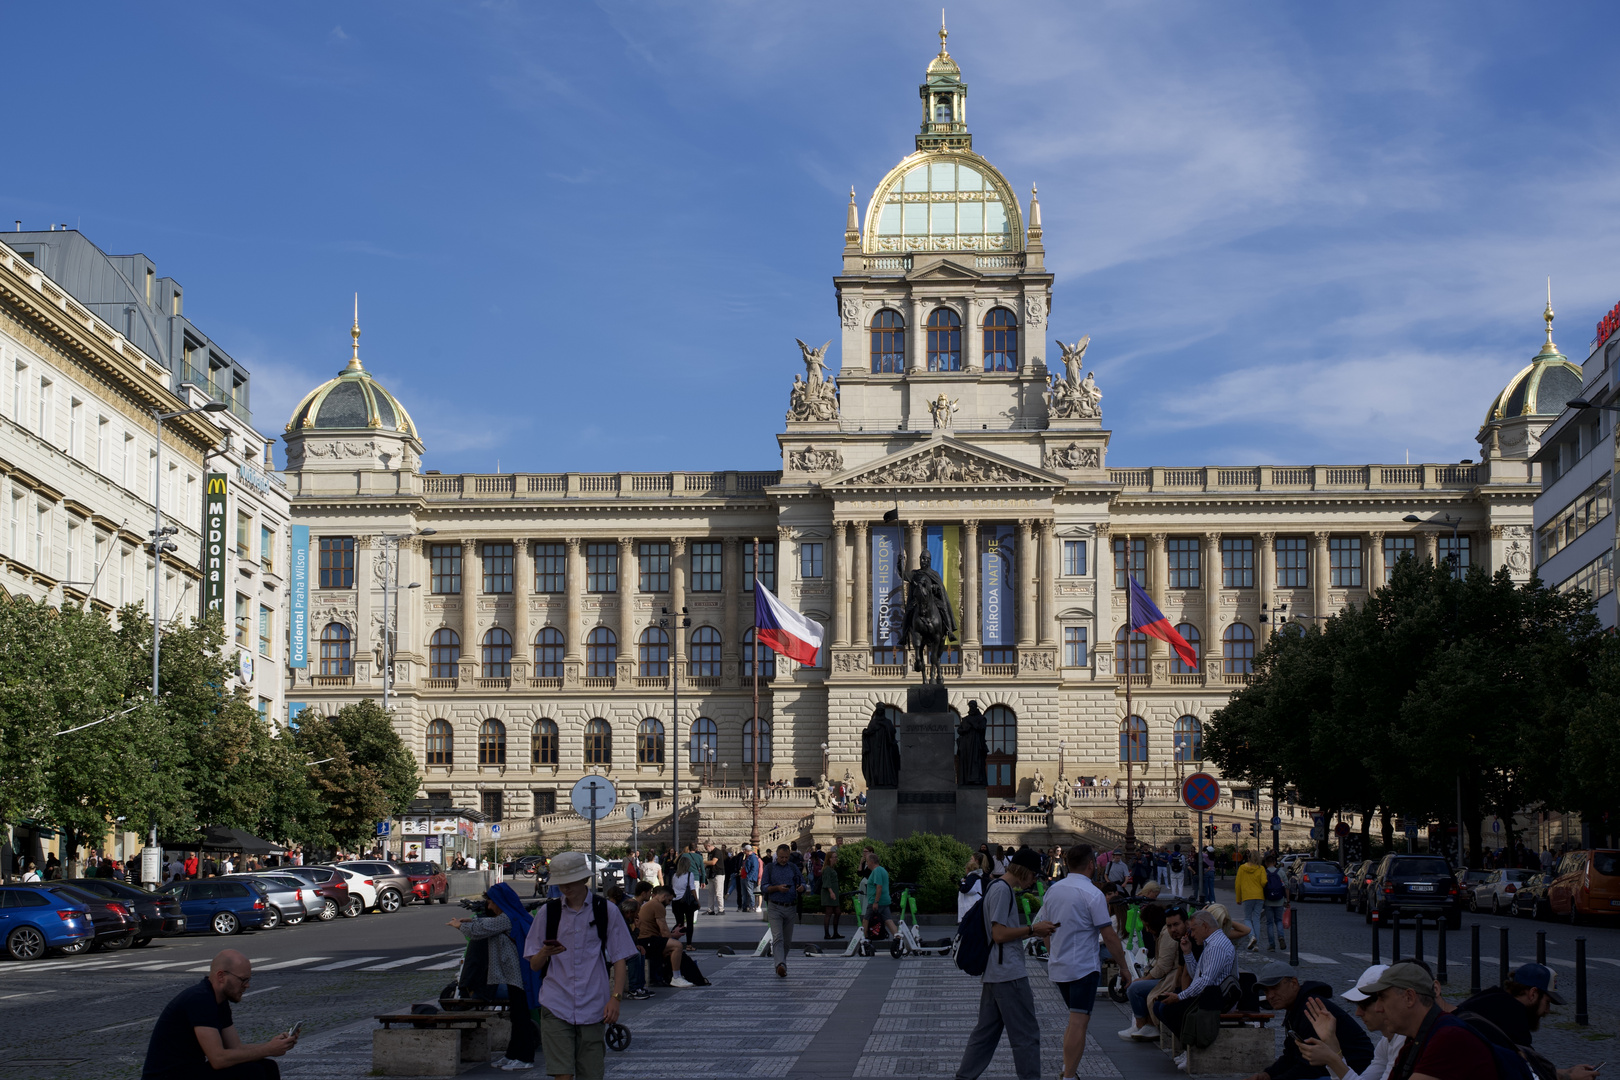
left=289, top=524, right=310, bottom=668
left=871, top=525, right=903, bottom=647
left=981, top=525, right=1017, bottom=646
left=202, top=473, right=227, bottom=617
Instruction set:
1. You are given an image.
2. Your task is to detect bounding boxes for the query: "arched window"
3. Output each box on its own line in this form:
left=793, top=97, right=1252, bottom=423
left=584, top=718, right=611, bottom=765
left=743, top=718, right=773, bottom=763
left=478, top=718, right=507, bottom=765
left=689, top=627, right=721, bottom=678
left=986, top=705, right=1017, bottom=797
left=926, top=307, right=962, bottom=371
left=586, top=628, right=617, bottom=678
left=319, top=623, right=352, bottom=677
left=1172, top=623, right=1201, bottom=674
left=870, top=309, right=906, bottom=374
left=983, top=307, right=1018, bottom=371
left=1119, top=715, right=1148, bottom=763
left=1174, top=716, right=1203, bottom=763
left=428, top=628, right=460, bottom=679
left=742, top=627, right=776, bottom=678
left=637, top=627, right=669, bottom=677
left=482, top=628, right=512, bottom=678
left=532, top=719, right=558, bottom=765
left=1114, top=627, right=1148, bottom=675
left=690, top=717, right=718, bottom=765
left=533, top=627, right=563, bottom=679
left=426, top=719, right=453, bottom=765
left=1224, top=623, right=1255, bottom=675
left=637, top=718, right=665, bottom=764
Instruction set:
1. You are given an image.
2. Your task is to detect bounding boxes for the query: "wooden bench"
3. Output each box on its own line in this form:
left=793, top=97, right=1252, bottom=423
left=1159, top=1011, right=1278, bottom=1076
left=373, top=1011, right=500, bottom=1076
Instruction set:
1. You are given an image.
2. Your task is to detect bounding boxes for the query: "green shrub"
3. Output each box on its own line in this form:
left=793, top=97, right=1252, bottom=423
left=829, top=833, right=973, bottom=914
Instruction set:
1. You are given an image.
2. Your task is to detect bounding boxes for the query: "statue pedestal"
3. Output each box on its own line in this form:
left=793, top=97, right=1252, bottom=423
left=865, top=686, right=988, bottom=849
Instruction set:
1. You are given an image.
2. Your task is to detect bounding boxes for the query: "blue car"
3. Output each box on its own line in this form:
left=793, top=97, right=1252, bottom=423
left=156, top=879, right=272, bottom=935
left=1289, top=860, right=1349, bottom=902
left=0, top=885, right=94, bottom=961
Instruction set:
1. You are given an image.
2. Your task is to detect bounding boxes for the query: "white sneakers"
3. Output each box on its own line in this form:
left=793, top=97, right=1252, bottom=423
left=501, top=1062, right=534, bottom=1071
left=1174, top=1050, right=1189, bottom=1072
left=669, top=975, right=695, bottom=988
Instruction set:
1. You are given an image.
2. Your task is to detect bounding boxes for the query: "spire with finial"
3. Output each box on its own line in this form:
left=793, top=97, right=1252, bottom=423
left=939, top=9, right=948, bottom=57
left=347, top=293, right=364, bottom=372
left=1026, top=183, right=1044, bottom=252
left=919, top=11, right=967, bottom=149
left=844, top=187, right=861, bottom=250
left=1537, top=277, right=1560, bottom=358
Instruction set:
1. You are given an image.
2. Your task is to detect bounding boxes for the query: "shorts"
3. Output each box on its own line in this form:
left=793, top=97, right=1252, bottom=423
left=869, top=904, right=892, bottom=923
left=540, top=1007, right=606, bottom=1079
left=1056, top=971, right=1101, bottom=1014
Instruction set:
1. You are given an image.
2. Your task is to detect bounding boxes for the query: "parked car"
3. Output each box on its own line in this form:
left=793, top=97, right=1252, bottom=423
left=502, top=855, right=546, bottom=877
left=1548, top=849, right=1620, bottom=924
left=1366, top=854, right=1462, bottom=929
left=156, top=879, right=273, bottom=935
left=1277, top=854, right=1307, bottom=879
left=1345, top=859, right=1378, bottom=914
left=0, top=885, right=94, bottom=961
left=33, top=882, right=140, bottom=952
left=1512, top=873, right=1552, bottom=920
left=226, top=874, right=312, bottom=928
left=400, top=862, right=449, bottom=904
left=333, top=861, right=412, bottom=913
left=1288, top=860, right=1348, bottom=902
left=277, top=865, right=355, bottom=920
left=1455, top=868, right=1493, bottom=890
left=60, top=878, right=185, bottom=945
left=1469, top=869, right=1535, bottom=915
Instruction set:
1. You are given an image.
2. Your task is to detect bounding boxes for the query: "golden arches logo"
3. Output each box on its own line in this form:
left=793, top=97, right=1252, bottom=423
left=206, top=477, right=227, bottom=494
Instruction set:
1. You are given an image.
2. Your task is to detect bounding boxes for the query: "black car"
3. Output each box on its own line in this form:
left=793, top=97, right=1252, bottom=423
left=1345, top=859, right=1378, bottom=914
left=1365, top=854, right=1462, bottom=929
left=60, top=878, right=185, bottom=945
left=1512, top=873, right=1552, bottom=920
left=34, top=882, right=140, bottom=952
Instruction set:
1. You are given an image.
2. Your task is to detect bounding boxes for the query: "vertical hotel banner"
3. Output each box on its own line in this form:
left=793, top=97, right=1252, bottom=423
left=202, top=473, right=228, bottom=617
left=289, top=524, right=310, bottom=668
left=981, top=525, right=1016, bottom=646
left=924, top=526, right=962, bottom=636
left=870, top=526, right=903, bottom=648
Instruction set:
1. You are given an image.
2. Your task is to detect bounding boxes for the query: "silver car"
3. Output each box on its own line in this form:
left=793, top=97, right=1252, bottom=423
left=1470, top=868, right=1536, bottom=915
left=227, top=874, right=312, bottom=929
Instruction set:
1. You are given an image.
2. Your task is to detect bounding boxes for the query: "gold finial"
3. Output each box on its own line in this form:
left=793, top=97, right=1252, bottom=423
left=1542, top=277, right=1558, bottom=354
left=939, top=9, right=948, bottom=53
left=347, top=293, right=363, bottom=371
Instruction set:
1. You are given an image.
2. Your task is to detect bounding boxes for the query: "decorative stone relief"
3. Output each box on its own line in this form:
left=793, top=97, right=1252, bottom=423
left=833, top=650, right=868, bottom=674
left=1043, top=443, right=1100, bottom=469
left=1020, top=649, right=1056, bottom=673
left=1503, top=524, right=1532, bottom=576
left=1026, top=293, right=1045, bottom=326
left=845, top=445, right=1032, bottom=486
left=305, top=440, right=381, bottom=459
left=841, top=297, right=859, bottom=328
left=788, top=446, right=844, bottom=472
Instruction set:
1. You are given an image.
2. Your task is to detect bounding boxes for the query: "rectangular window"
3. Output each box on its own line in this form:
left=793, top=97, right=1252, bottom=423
left=34, top=503, right=48, bottom=571
left=65, top=517, right=81, bottom=584
left=96, top=417, right=109, bottom=474
left=261, top=526, right=274, bottom=573
left=259, top=604, right=273, bottom=657
left=800, top=542, right=823, bottom=579
left=690, top=541, right=723, bottom=592
left=1438, top=535, right=1470, bottom=578
left=37, top=377, right=51, bottom=439
left=257, top=697, right=270, bottom=724
left=482, top=542, right=514, bottom=594
left=532, top=790, right=557, bottom=815
left=10, top=363, right=24, bottom=423
left=1559, top=548, right=1615, bottom=600
left=6, top=493, right=18, bottom=560
left=585, top=543, right=618, bottom=592
left=1276, top=538, right=1309, bottom=588
left=481, top=791, right=503, bottom=823
left=1221, top=538, right=1254, bottom=588
left=122, top=433, right=135, bottom=490
left=1166, top=538, right=1200, bottom=588
left=743, top=540, right=776, bottom=592
left=1383, top=536, right=1416, bottom=582
left=1062, top=540, right=1087, bottom=577
left=1539, top=474, right=1612, bottom=564
left=236, top=511, right=252, bottom=560
left=1063, top=626, right=1088, bottom=668
left=638, top=541, right=670, bottom=593
left=1328, top=537, right=1363, bottom=587
left=235, top=593, right=250, bottom=646
left=317, top=537, right=355, bottom=589
left=534, top=543, right=565, bottom=593
left=68, top=398, right=82, bottom=458
left=429, top=544, right=462, bottom=594
left=119, top=546, right=131, bottom=604
left=1112, top=538, right=1145, bottom=588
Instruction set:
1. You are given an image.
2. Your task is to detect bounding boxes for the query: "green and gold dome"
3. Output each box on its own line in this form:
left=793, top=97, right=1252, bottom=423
left=286, top=306, right=418, bottom=438
left=1482, top=297, right=1583, bottom=430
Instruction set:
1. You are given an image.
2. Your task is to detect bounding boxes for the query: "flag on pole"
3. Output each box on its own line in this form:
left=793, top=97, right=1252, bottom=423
left=753, top=579, right=825, bottom=666
left=1126, top=576, right=1198, bottom=670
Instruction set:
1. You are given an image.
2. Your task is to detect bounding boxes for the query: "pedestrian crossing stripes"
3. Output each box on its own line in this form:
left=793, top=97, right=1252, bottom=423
left=0, top=950, right=466, bottom=976
left=360, top=950, right=460, bottom=971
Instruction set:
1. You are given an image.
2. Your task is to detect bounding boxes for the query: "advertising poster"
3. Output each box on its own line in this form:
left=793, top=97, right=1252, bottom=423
left=289, top=524, right=310, bottom=668
left=925, top=525, right=961, bottom=634
left=202, top=473, right=227, bottom=616
left=981, top=524, right=1016, bottom=646
left=871, top=525, right=902, bottom=647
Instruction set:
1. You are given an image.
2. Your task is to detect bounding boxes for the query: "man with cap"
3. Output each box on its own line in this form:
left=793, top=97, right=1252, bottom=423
left=1457, top=963, right=1600, bottom=1080
left=1360, top=961, right=1497, bottom=1079
left=1242, top=962, right=1373, bottom=1080
left=1296, top=964, right=1404, bottom=1080
left=524, top=851, right=639, bottom=1080
left=953, top=847, right=1056, bottom=1080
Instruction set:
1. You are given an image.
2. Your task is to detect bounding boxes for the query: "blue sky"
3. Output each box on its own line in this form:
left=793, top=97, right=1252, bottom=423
left=8, top=2, right=1620, bottom=472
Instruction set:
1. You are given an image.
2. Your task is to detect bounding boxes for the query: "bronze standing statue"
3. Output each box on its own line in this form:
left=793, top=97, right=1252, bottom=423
left=861, top=705, right=900, bottom=789
left=900, top=550, right=958, bottom=684
left=957, top=700, right=989, bottom=786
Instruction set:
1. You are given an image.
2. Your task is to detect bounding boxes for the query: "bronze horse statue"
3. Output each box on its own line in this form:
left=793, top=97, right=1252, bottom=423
left=900, top=550, right=958, bottom=684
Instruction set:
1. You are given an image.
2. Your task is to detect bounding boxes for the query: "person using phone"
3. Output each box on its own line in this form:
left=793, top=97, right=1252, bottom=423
left=450, top=884, right=540, bottom=1071
left=140, top=949, right=296, bottom=1078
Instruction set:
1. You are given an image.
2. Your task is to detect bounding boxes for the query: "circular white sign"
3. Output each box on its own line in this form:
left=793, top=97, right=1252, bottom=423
left=237, top=651, right=254, bottom=682
left=570, top=776, right=618, bottom=821
left=625, top=802, right=645, bottom=822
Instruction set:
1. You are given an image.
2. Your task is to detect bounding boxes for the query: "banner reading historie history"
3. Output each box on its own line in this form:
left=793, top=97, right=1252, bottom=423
left=202, top=473, right=228, bottom=617
left=981, top=525, right=1016, bottom=647
left=871, top=525, right=902, bottom=647
left=289, top=524, right=310, bottom=668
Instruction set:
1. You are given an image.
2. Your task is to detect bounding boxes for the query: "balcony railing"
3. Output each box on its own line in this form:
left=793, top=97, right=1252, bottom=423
left=424, top=678, right=459, bottom=690
left=312, top=675, right=353, bottom=687
left=421, top=470, right=781, bottom=500
left=1107, top=463, right=1482, bottom=493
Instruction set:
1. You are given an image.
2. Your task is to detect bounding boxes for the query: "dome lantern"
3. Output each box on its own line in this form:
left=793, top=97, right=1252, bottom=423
left=1478, top=284, right=1583, bottom=461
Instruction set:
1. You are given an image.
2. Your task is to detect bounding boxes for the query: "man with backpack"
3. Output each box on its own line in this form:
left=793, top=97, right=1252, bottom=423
left=1456, top=964, right=1601, bottom=1080
left=1169, top=845, right=1185, bottom=899
left=738, top=845, right=761, bottom=913
left=1035, top=845, right=1131, bottom=1080
left=523, top=851, right=638, bottom=1080
left=953, top=848, right=1056, bottom=1080
left=1259, top=853, right=1288, bottom=951
left=1360, top=962, right=1501, bottom=1079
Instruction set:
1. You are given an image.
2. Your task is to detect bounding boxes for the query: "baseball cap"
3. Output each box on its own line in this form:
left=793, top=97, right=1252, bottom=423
left=1513, top=963, right=1564, bottom=1004
left=546, top=851, right=592, bottom=886
left=1256, top=962, right=1296, bottom=988
left=1342, top=964, right=1389, bottom=1003
left=1359, top=962, right=1435, bottom=996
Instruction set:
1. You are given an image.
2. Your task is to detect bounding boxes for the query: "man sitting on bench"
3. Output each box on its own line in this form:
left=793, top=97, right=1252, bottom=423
left=1151, top=910, right=1239, bottom=1071
left=634, top=885, right=692, bottom=988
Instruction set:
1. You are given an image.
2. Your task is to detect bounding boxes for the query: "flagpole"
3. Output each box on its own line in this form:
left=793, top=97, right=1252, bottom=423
left=750, top=535, right=761, bottom=849
left=1124, top=533, right=1137, bottom=854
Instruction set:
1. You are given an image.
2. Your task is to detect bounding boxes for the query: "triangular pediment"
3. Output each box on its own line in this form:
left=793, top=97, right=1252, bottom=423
left=903, top=258, right=983, bottom=283
left=829, top=437, right=1062, bottom=489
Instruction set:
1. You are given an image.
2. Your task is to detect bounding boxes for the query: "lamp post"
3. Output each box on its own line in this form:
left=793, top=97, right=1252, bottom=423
left=660, top=606, right=690, bottom=856
left=376, top=528, right=433, bottom=860
left=821, top=741, right=829, bottom=782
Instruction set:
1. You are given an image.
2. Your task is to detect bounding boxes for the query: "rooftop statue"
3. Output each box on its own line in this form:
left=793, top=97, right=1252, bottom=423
left=787, top=339, right=840, bottom=422
left=1046, top=337, right=1102, bottom=420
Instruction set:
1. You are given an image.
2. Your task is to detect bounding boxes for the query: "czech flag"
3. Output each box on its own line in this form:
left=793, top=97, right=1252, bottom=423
left=753, top=579, right=825, bottom=666
left=1127, top=576, right=1198, bottom=670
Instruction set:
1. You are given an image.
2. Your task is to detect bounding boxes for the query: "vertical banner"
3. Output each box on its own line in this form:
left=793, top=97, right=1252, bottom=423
left=202, top=473, right=227, bottom=617
left=925, top=526, right=962, bottom=634
left=981, top=524, right=1016, bottom=646
left=871, top=525, right=902, bottom=647
left=289, top=524, right=310, bottom=668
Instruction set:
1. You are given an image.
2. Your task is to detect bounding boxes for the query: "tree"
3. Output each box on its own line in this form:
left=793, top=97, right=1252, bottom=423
left=292, top=700, right=419, bottom=852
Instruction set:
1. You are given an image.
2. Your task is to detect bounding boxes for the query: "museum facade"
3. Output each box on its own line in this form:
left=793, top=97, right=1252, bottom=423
left=281, top=36, right=1566, bottom=823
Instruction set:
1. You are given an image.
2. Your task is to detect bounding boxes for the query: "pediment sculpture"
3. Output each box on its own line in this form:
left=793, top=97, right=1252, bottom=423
left=1044, top=442, right=1100, bottom=469
left=1045, top=336, right=1102, bottom=420
left=787, top=337, right=840, bottom=421
left=844, top=444, right=1037, bottom=486
left=788, top=445, right=844, bottom=472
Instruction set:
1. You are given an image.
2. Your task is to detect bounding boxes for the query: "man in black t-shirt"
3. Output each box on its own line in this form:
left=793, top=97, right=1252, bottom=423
left=142, top=949, right=296, bottom=1078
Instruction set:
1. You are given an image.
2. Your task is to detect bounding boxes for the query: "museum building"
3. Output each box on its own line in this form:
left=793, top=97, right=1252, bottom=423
left=281, top=36, right=1563, bottom=823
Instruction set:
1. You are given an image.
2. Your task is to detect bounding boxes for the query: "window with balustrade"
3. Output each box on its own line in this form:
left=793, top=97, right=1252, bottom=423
left=584, top=718, right=612, bottom=765
left=1222, top=538, right=1254, bottom=588
left=482, top=543, right=514, bottom=594
left=1329, top=537, right=1362, bottom=587
left=586, top=544, right=617, bottom=592
left=1276, top=538, right=1309, bottom=588
left=426, top=719, right=453, bottom=765
left=986, top=705, right=1017, bottom=797
left=533, top=627, right=563, bottom=678
left=319, top=623, right=352, bottom=676
left=1113, top=538, right=1145, bottom=588
left=690, top=542, right=722, bottom=592
left=586, top=628, right=617, bottom=678
left=1172, top=623, right=1200, bottom=674
left=742, top=627, right=776, bottom=678
left=870, top=310, right=905, bottom=373
left=743, top=718, right=773, bottom=763
left=430, top=544, right=461, bottom=594
left=690, top=626, right=721, bottom=677
left=535, top=543, right=565, bottom=593
left=638, top=627, right=669, bottom=677
left=1119, top=715, right=1148, bottom=763
left=532, top=719, right=559, bottom=765
left=1223, top=623, right=1255, bottom=674
left=690, top=717, right=717, bottom=765
left=638, top=542, right=670, bottom=593
left=1114, top=627, right=1147, bottom=675
left=636, top=718, right=665, bottom=764
left=1383, top=536, right=1416, bottom=583
left=429, top=628, right=460, bottom=678
left=1174, top=716, right=1203, bottom=763
left=926, top=308, right=962, bottom=371
left=983, top=307, right=1018, bottom=371
left=478, top=719, right=507, bottom=764
left=1167, top=538, right=1201, bottom=588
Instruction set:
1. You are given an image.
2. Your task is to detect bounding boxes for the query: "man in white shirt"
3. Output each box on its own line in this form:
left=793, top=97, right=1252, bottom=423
left=1034, top=845, right=1132, bottom=1080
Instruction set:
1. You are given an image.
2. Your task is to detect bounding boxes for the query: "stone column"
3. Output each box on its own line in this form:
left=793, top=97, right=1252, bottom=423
left=1039, top=521, right=1058, bottom=646
left=832, top=523, right=849, bottom=647
left=908, top=296, right=926, bottom=373
left=960, top=519, right=979, bottom=647
left=965, top=295, right=983, bottom=373
left=1147, top=533, right=1168, bottom=657
left=1312, top=531, right=1331, bottom=620
left=461, top=539, right=479, bottom=666
left=1203, top=532, right=1221, bottom=670
left=1016, top=519, right=1036, bottom=647
left=906, top=521, right=923, bottom=575
left=512, top=540, right=531, bottom=680
left=671, top=538, right=687, bottom=666
left=1257, top=532, right=1275, bottom=637
left=563, top=538, right=582, bottom=660
left=618, top=537, right=637, bottom=662
left=1422, top=531, right=1438, bottom=566
left=1368, top=531, right=1385, bottom=590
left=854, top=521, right=870, bottom=646
left=723, top=537, right=741, bottom=660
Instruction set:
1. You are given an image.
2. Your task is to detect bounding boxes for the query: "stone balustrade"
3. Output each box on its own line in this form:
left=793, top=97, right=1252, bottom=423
left=1107, top=463, right=1483, bottom=493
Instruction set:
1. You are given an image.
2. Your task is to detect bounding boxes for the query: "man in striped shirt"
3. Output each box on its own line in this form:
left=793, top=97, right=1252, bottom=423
left=1152, top=909, right=1238, bottom=1061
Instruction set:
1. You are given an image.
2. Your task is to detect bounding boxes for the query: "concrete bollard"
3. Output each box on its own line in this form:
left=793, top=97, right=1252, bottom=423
left=1470, top=924, right=1481, bottom=995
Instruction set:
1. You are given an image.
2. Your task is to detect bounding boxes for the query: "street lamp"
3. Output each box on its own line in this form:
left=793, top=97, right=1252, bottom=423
left=1568, top=398, right=1620, bottom=413
left=821, top=742, right=829, bottom=782
left=659, top=606, right=690, bottom=856
left=376, top=527, right=433, bottom=861
left=1403, top=513, right=1463, bottom=578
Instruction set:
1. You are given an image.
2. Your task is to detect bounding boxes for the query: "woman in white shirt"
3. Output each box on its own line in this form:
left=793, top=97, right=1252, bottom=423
left=1299, top=964, right=1404, bottom=1080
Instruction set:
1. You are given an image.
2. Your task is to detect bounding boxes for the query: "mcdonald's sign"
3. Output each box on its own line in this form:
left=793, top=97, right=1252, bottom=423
left=202, top=472, right=227, bottom=616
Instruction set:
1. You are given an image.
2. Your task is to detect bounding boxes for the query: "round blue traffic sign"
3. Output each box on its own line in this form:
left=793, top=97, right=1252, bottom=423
left=1182, top=772, right=1221, bottom=811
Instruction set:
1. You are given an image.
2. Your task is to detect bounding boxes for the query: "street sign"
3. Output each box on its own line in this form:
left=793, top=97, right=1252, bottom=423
left=1404, top=823, right=1419, bottom=839
left=1492, top=820, right=1501, bottom=834
left=375, top=820, right=391, bottom=837
left=571, top=776, right=618, bottom=821
left=1181, top=772, right=1221, bottom=812
left=491, top=824, right=501, bottom=835
left=625, top=802, right=645, bottom=822
left=1309, top=827, right=1322, bottom=841
left=1312, top=812, right=1326, bottom=826
left=1271, top=814, right=1282, bottom=830
left=1231, top=823, right=1242, bottom=834
left=1335, top=821, right=1351, bottom=838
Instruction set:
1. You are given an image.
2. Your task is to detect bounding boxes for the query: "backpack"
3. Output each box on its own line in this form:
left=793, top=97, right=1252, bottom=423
left=543, top=895, right=611, bottom=971
left=955, top=879, right=1016, bottom=977
left=1453, top=1010, right=1545, bottom=1080
left=1170, top=853, right=1184, bottom=873
left=1263, top=869, right=1286, bottom=902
